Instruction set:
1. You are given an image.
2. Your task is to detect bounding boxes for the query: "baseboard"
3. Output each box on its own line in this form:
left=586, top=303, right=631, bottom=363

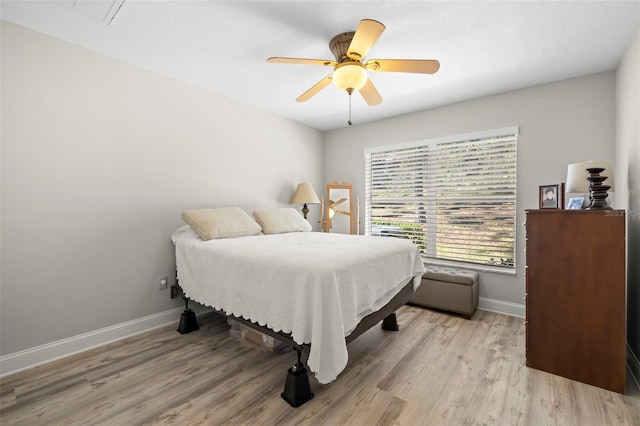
left=0, top=305, right=210, bottom=378
left=478, top=297, right=526, bottom=318
left=627, top=343, right=640, bottom=391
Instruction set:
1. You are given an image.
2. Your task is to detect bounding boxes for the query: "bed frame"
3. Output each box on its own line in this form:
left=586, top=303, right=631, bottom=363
left=170, top=278, right=414, bottom=407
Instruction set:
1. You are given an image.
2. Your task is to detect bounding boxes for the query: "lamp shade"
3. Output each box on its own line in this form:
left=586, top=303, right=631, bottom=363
left=566, top=161, right=615, bottom=193
left=290, top=183, right=320, bottom=205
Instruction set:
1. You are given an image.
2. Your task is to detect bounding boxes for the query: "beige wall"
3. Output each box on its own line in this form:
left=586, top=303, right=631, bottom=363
left=0, top=22, right=324, bottom=356
left=324, top=72, right=616, bottom=316
left=615, top=28, right=640, bottom=378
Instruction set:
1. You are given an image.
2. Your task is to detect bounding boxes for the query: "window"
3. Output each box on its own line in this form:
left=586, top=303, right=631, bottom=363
left=364, top=127, right=518, bottom=272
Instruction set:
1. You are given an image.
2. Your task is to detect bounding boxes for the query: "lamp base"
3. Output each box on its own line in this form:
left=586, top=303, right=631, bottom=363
left=585, top=203, right=613, bottom=210
left=585, top=167, right=612, bottom=210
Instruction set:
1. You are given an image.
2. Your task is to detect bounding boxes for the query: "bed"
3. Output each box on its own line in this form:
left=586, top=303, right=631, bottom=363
left=171, top=207, right=425, bottom=406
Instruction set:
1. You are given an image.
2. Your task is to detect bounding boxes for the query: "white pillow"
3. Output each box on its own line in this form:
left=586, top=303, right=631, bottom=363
left=253, top=208, right=312, bottom=234
left=181, top=207, right=262, bottom=240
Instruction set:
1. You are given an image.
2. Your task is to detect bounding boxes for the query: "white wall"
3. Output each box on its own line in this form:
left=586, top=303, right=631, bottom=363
left=324, top=72, right=616, bottom=314
left=615, top=28, right=640, bottom=378
left=0, top=22, right=324, bottom=357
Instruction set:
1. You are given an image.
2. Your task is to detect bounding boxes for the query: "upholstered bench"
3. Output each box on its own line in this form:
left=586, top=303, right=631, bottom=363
left=411, top=265, right=479, bottom=319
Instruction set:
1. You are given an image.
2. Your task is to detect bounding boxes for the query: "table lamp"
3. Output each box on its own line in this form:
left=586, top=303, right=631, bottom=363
left=566, top=161, right=614, bottom=209
left=290, top=183, right=320, bottom=219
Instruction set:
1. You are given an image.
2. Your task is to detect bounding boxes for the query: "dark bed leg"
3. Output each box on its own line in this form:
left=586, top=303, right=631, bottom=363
left=177, top=296, right=199, bottom=334
left=281, top=349, right=314, bottom=408
left=381, top=313, right=399, bottom=331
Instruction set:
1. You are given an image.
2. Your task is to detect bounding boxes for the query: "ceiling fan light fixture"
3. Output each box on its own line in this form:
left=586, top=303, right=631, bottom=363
left=332, top=62, right=367, bottom=92
left=267, top=19, right=439, bottom=106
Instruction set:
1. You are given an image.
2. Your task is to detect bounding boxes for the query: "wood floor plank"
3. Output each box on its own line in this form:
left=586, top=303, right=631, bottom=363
left=1, top=308, right=639, bottom=425
left=0, top=387, right=16, bottom=411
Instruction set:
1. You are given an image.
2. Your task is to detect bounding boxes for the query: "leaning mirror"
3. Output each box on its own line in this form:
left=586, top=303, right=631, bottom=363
left=321, top=180, right=359, bottom=234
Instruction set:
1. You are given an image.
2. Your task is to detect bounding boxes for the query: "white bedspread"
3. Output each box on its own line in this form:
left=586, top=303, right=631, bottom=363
left=172, top=227, right=425, bottom=384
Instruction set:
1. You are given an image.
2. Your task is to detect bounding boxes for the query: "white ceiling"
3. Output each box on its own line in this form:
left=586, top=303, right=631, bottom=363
left=2, top=1, right=639, bottom=131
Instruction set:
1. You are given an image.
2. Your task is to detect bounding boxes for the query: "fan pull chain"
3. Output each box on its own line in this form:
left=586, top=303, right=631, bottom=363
left=347, top=92, right=353, bottom=126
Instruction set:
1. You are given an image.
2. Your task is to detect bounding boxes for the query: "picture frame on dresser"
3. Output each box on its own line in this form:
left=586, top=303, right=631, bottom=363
left=539, top=184, right=560, bottom=209
left=567, top=196, right=584, bottom=210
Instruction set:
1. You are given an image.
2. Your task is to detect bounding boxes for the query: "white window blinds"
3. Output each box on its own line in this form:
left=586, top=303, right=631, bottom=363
left=364, top=128, right=518, bottom=271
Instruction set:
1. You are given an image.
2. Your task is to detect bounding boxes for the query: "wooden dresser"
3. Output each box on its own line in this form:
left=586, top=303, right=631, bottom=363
left=525, top=209, right=626, bottom=393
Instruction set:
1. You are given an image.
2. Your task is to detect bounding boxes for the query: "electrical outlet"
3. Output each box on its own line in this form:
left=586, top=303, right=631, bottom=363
left=159, top=277, right=168, bottom=290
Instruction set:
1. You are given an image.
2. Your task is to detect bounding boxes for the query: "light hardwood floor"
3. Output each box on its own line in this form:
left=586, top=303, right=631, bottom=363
left=1, top=306, right=639, bottom=425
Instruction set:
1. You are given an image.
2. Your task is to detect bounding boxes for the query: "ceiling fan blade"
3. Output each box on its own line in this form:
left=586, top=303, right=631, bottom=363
left=330, top=198, right=348, bottom=208
left=359, top=78, right=383, bottom=106
left=267, top=57, right=336, bottom=67
left=347, top=19, right=386, bottom=61
left=366, top=59, right=440, bottom=74
left=296, top=74, right=333, bottom=102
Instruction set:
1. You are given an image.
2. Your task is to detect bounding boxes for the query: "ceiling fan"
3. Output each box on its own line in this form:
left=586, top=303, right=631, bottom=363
left=267, top=19, right=440, bottom=107
left=329, top=198, right=348, bottom=216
